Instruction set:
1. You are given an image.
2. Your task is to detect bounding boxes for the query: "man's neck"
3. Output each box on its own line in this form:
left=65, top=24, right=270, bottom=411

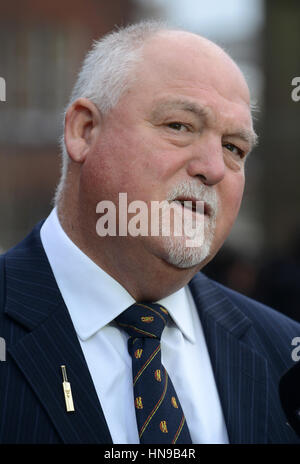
left=57, top=204, right=202, bottom=302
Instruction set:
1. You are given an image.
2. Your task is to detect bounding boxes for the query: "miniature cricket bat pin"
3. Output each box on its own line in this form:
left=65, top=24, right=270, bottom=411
left=61, top=365, right=75, bottom=412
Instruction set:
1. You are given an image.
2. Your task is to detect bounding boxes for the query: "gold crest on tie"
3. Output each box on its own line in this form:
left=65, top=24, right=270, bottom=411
left=160, top=420, right=168, bottom=433
left=135, top=396, right=143, bottom=409
left=154, top=369, right=161, bottom=382
left=134, top=348, right=143, bottom=359
left=160, top=306, right=169, bottom=315
left=141, top=316, right=154, bottom=323
left=171, top=396, right=179, bottom=408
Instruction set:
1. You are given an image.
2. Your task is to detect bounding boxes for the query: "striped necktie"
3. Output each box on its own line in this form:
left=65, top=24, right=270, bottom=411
left=115, top=302, right=192, bottom=444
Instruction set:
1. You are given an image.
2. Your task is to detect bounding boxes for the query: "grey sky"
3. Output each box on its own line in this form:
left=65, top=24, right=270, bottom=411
left=136, top=0, right=264, bottom=41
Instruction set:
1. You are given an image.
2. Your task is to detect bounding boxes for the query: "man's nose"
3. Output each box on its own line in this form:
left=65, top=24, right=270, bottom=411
left=186, top=134, right=226, bottom=186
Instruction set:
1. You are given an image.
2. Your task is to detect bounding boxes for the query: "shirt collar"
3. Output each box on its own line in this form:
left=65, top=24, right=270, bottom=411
left=158, top=288, right=196, bottom=344
left=40, top=208, right=196, bottom=344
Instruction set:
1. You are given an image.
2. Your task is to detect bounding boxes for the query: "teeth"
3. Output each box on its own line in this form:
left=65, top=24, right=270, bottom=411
left=179, top=200, right=193, bottom=211
left=172, top=199, right=199, bottom=212
left=170, top=197, right=209, bottom=216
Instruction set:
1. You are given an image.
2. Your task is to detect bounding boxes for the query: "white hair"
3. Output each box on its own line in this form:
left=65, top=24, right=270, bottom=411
left=54, top=20, right=167, bottom=205
left=54, top=21, right=256, bottom=206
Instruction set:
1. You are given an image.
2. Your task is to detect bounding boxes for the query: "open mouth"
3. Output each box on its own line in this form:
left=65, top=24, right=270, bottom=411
left=172, top=197, right=211, bottom=216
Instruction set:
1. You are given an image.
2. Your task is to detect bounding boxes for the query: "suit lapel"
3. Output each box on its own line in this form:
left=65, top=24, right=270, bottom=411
left=4, top=223, right=270, bottom=444
left=189, top=273, right=269, bottom=444
left=4, top=223, right=112, bottom=444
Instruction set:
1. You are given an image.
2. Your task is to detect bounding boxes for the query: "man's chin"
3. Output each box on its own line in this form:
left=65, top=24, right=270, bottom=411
left=153, top=235, right=213, bottom=270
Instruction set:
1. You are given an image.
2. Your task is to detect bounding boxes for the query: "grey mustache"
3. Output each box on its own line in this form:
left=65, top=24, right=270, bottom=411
left=167, top=181, right=218, bottom=219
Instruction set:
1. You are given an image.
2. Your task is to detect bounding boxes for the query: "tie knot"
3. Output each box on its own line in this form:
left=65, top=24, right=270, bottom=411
left=115, top=302, right=169, bottom=340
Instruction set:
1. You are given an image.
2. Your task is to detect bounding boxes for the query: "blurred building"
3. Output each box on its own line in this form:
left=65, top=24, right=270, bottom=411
left=0, top=0, right=135, bottom=251
left=261, top=0, right=300, bottom=252
left=1, top=0, right=299, bottom=320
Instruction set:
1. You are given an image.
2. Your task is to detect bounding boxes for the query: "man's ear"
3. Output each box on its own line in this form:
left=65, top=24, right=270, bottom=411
left=64, top=98, right=101, bottom=163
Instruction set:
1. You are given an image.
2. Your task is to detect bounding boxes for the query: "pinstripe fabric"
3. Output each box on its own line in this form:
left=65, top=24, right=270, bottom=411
left=0, top=222, right=112, bottom=444
left=189, top=273, right=300, bottom=443
left=0, top=222, right=300, bottom=443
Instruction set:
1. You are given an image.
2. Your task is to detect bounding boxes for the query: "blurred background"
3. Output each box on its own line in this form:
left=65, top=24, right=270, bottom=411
left=0, top=0, right=299, bottom=321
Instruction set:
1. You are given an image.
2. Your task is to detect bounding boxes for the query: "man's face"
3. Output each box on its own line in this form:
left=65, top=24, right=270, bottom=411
left=80, top=33, right=256, bottom=269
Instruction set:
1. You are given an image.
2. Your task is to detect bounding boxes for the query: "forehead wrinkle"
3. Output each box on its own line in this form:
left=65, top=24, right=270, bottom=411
left=150, top=97, right=257, bottom=149
left=150, top=98, right=212, bottom=123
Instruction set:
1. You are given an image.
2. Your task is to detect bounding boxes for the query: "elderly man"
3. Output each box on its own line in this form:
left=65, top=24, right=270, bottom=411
left=0, top=22, right=299, bottom=444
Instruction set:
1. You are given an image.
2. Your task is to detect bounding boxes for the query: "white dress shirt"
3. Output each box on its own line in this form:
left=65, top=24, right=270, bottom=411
left=40, top=208, right=229, bottom=444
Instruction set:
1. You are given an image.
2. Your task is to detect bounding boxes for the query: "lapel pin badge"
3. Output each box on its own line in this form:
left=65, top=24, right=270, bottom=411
left=61, top=365, right=75, bottom=412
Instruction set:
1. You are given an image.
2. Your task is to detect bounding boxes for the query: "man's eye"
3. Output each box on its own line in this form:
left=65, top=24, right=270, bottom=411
left=223, top=143, right=244, bottom=159
left=167, top=122, right=188, bottom=132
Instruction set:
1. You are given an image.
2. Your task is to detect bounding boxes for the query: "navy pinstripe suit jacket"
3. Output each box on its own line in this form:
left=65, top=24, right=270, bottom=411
left=0, top=222, right=300, bottom=444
